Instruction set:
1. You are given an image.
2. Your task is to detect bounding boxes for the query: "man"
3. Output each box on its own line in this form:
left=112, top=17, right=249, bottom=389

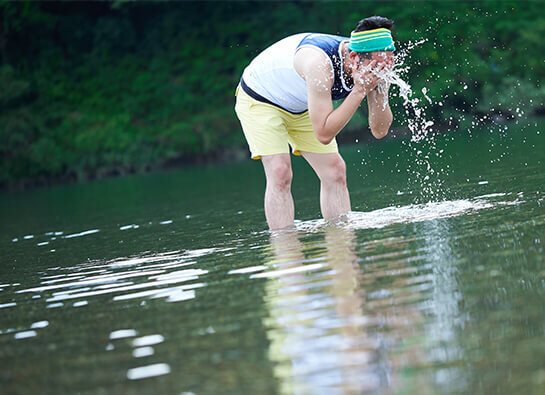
left=235, top=16, right=395, bottom=229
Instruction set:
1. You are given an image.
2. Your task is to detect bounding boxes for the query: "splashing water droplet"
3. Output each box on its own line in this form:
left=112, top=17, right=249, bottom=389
left=366, top=38, right=449, bottom=202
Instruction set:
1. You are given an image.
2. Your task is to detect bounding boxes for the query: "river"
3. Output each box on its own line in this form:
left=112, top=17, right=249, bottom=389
left=1, top=119, right=544, bottom=394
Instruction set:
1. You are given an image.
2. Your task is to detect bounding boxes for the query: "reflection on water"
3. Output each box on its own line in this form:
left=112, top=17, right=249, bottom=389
left=1, top=128, right=545, bottom=393
left=262, top=227, right=381, bottom=393
left=17, top=249, right=209, bottom=304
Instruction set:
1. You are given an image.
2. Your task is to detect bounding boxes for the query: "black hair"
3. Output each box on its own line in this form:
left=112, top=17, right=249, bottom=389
left=352, top=16, right=394, bottom=60
left=354, top=16, right=394, bottom=32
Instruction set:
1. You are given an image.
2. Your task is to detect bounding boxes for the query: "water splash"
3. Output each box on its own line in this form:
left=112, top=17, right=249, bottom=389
left=360, top=38, right=448, bottom=202
left=295, top=193, right=521, bottom=233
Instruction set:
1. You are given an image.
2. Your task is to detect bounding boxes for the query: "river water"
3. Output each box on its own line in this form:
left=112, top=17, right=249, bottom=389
left=1, top=120, right=544, bottom=394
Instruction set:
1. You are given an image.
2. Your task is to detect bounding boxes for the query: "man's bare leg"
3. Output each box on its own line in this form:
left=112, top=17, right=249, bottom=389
left=301, top=152, right=351, bottom=220
left=261, top=154, right=295, bottom=229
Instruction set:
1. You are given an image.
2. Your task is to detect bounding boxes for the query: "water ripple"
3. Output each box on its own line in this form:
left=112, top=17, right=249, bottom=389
left=15, top=249, right=213, bottom=305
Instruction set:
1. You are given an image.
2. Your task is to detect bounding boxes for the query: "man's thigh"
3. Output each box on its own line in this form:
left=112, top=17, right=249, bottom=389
left=286, top=113, right=338, bottom=157
left=235, top=88, right=290, bottom=159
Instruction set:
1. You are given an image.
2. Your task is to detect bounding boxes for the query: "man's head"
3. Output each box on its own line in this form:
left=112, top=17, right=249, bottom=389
left=349, top=16, right=395, bottom=65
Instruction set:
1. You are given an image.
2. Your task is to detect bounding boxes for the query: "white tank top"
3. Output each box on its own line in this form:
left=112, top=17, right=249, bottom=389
left=241, top=33, right=310, bottom=113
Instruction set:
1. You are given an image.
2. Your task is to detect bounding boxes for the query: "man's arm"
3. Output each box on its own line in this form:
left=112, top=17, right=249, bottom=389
left=367, top=83, right=393, bottom=139
left=294, top=48, right=381, bottom=145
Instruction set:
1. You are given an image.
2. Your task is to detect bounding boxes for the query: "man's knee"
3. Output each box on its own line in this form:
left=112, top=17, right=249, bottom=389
left=265, top=158, right=293, bottom=190
left=325, top=156, right=347, bottom=186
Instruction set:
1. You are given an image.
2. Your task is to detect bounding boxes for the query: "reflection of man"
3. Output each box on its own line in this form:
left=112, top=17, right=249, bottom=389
left=263, top=226, right=374, bottom=393
left=235, top=16, right=395, bottom=229
left=262, top=226, right=431, bottom=393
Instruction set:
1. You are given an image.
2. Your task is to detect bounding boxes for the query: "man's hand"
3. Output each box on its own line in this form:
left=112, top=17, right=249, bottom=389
left=365, top=58, right=394, bottom=139
left=351, top=60, right=389, bottom=96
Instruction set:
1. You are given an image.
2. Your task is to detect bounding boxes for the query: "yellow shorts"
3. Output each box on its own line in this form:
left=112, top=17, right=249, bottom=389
left=234, top=85, right=338, bottom=159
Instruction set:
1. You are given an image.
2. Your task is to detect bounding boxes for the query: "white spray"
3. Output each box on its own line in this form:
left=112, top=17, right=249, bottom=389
left=358, top=39, right=448, bottom=202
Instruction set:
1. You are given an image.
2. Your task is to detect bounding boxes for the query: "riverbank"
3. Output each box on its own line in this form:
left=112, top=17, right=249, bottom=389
left=2, top=114, right=541, bottom=192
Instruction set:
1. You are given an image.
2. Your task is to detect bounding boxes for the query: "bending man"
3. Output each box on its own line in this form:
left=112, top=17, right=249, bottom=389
left=235, top=16, right=395, bottom=229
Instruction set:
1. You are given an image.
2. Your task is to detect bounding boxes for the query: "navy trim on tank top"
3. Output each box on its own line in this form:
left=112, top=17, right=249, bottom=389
left=240, top=78, right=308, bottom=115
left=296, top=33, right=353, bottom=101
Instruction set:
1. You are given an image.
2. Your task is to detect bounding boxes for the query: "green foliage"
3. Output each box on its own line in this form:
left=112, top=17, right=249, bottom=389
left=0, top=1, right=544, bottom=187
left=479, top=77, right=545, bottom=115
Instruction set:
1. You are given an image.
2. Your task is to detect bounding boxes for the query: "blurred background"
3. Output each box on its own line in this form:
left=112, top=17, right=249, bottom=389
left=2, top=3, right=545, bottom=393
left=1, top=0, right=544, bottom=189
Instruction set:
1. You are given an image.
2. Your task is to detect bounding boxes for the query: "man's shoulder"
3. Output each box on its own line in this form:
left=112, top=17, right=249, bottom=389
left=295, top=32, right=346, bottom=63
left=297, top=33, right=348, bottom=50
left=294, top=47, right=334, bottom=86
left=295, top=45, right=330, bottom=60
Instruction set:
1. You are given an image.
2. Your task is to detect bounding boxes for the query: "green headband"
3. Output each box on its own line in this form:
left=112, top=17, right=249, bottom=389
left=348, top=28, right=395, bottom=52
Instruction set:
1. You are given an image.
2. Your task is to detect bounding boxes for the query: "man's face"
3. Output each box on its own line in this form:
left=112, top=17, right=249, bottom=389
left=363, top=51, right=394, bottom=67
left=348, top=50, right=395, bottom=73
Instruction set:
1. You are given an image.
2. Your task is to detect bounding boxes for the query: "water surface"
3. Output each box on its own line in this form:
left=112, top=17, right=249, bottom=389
left=1, top=121, right=544, bottom=394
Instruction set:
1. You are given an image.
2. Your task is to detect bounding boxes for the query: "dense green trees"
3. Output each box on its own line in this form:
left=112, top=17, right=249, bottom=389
left=1, top=1, right=544, bottom=188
